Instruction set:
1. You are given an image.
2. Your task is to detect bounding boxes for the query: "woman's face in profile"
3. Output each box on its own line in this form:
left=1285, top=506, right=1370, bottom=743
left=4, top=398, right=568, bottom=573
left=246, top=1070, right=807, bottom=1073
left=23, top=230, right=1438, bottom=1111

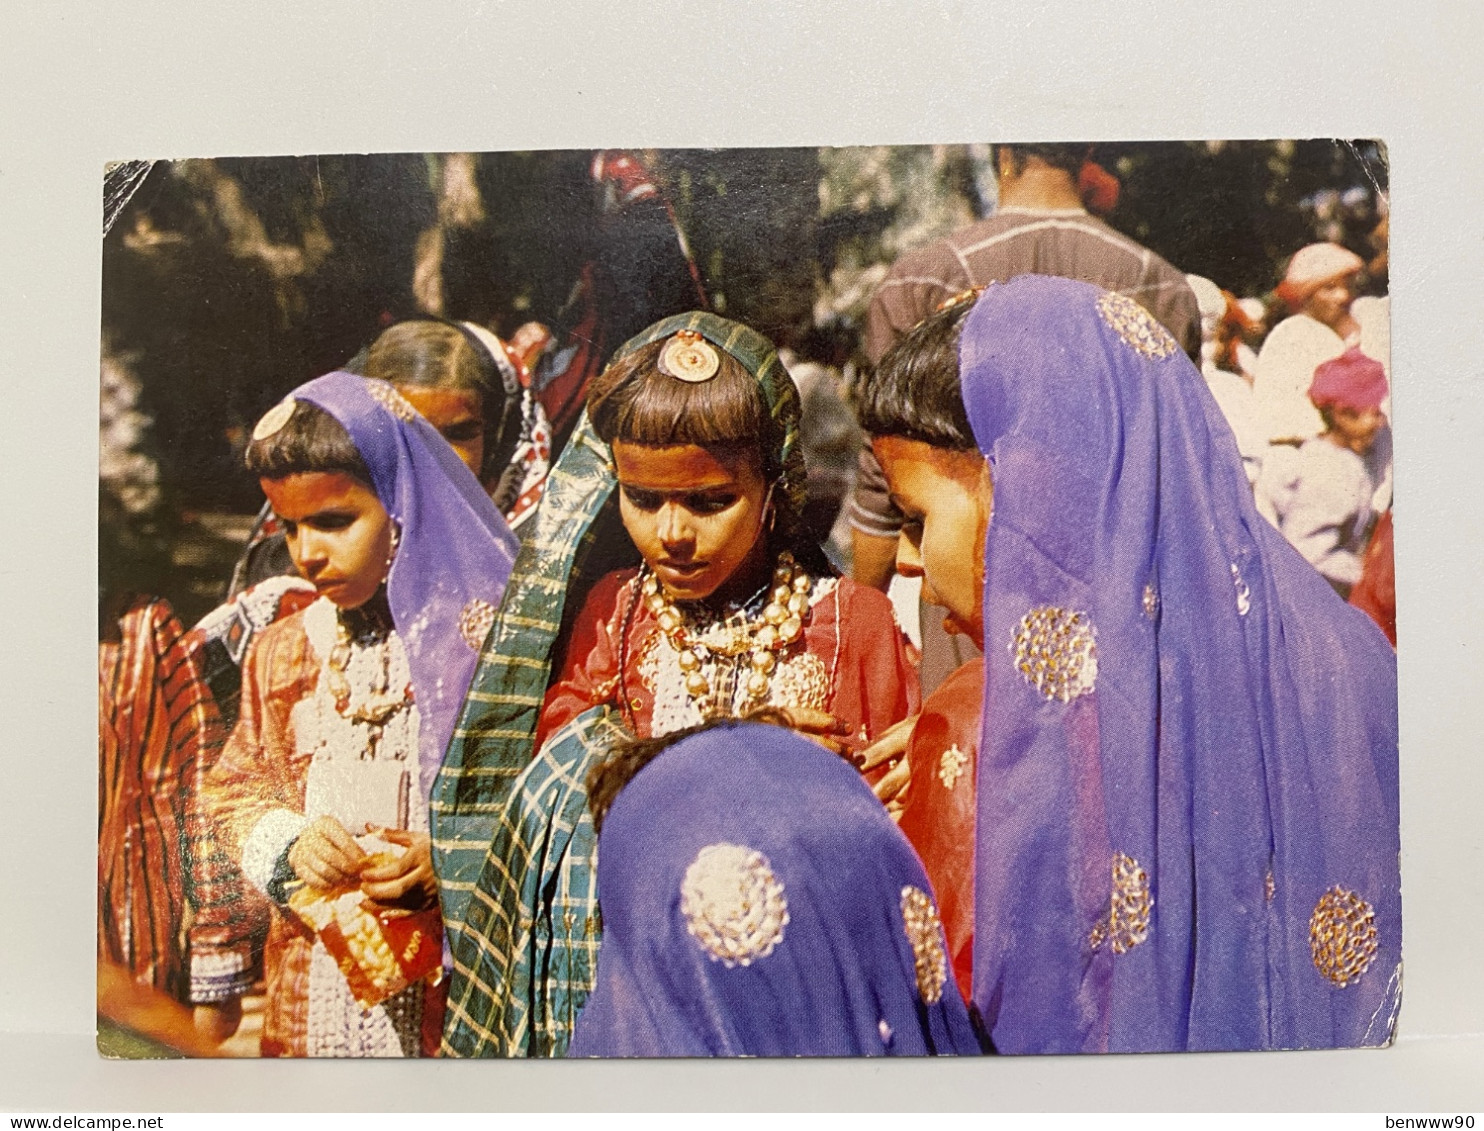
left=1305, top=276, right=1355, bottom=331
left=612, top=440, right=771, bottom=603
left=872, top=435, right=991, bottom=649
left=394, top=384, right=487, bottom=477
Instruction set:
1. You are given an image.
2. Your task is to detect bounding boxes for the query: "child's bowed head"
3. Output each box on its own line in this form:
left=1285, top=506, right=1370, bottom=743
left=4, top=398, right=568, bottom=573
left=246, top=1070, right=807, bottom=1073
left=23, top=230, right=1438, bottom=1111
left=247, top=397, right=396, bottom=610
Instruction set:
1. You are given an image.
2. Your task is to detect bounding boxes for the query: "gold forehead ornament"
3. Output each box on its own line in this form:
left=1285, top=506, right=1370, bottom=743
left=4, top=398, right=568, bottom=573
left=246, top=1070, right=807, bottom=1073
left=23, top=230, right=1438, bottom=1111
left=252, top=398, right=297, bottom=442
left=657, top=330, right=721, bottom=383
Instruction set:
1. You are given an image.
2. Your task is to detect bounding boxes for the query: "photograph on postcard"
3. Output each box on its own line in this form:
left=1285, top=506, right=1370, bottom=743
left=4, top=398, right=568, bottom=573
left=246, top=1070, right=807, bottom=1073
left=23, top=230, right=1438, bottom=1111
left=96, top=142, right=1398, bottom=1059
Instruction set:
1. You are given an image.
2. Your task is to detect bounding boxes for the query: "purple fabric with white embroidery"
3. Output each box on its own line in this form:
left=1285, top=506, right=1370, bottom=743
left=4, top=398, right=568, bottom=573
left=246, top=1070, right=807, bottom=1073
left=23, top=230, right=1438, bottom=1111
left=566, top=722, right=982, bottom=1057
left=961, top=276, right=1400, bottom=1052
left=294, top=372, right=520, bottom=798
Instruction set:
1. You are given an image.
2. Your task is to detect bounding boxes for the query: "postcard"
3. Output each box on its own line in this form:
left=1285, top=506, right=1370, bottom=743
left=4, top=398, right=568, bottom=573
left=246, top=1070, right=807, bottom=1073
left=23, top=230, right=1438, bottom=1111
left=97, top=141, right=1399, bottom=1060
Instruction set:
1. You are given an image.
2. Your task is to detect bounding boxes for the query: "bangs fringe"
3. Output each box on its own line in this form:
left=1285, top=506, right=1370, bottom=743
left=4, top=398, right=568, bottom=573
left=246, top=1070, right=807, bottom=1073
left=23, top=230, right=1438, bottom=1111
left=244, top=400, right=372, bottom=483
left=589, top=340, right=767, bottom=454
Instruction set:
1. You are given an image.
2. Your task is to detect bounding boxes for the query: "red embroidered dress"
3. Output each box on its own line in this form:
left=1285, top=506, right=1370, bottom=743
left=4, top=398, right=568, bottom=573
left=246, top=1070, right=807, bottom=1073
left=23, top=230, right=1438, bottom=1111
left=202, top=602, right=442, bottom=1057
left=537, top=569, right=920, bottom=752
left=895, top=660, right=984, bottom=1002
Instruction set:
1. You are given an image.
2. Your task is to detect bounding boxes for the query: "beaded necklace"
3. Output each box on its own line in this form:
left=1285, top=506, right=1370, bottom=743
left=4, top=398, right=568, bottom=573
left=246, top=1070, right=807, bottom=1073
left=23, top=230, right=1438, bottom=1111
left=640, top=550, right=813, bottom=719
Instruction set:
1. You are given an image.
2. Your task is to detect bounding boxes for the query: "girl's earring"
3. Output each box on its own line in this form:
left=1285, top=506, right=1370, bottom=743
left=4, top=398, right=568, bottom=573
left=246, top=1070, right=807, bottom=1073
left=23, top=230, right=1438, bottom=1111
left=385, top=524, right=402, bottom=577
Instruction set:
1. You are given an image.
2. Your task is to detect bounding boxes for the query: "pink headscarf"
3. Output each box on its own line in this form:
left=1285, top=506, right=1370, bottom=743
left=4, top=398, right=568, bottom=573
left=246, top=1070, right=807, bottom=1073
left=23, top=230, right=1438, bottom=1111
left=1309, top=347, right=1388, bottom=412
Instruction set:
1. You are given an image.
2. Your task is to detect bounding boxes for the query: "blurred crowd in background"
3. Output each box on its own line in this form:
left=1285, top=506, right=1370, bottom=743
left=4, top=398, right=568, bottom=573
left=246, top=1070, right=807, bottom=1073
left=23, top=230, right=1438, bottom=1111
left=100, top=142, right=1389, bottom=626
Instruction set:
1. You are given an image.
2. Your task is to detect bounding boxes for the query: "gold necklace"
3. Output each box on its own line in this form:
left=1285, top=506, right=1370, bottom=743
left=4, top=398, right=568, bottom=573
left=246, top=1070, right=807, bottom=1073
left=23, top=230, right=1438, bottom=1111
left=642, top=550, right=813, bottom=717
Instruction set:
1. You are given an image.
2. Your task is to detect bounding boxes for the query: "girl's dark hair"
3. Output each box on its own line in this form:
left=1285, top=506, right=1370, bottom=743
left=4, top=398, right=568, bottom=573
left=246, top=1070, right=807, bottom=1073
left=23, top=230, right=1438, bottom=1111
left=244, top=399, right=372, bottom=483
left=586, top=710, right=793, bottom=835
left=854, top=297, right=978, bottom=450
left=361, top=320, right=521, bottom=484
left=586, top=333, right=832, bottom=580
left=587, top=339, right=771, bottom=474
left=363, top=320, right=492, bottom=394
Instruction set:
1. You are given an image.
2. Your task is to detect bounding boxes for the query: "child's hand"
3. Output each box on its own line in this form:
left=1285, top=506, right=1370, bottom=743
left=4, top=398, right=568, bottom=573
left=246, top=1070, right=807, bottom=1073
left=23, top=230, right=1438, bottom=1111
left=359, top=829, right=437, bottom=909
left=772, top=705, right=856, bottom=756
left=289, top=816, right=368, bottom=890
left=854, top=715, right=915, bottom=773
left=872, top=754, right=911, bottom=819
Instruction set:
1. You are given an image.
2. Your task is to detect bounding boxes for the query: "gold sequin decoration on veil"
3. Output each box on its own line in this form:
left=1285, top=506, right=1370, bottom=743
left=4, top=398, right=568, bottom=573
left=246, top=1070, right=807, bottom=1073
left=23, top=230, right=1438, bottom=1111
left=680, top=843, right=789, bottom=968
left=1089, top=853, right=1152, bottom=955
left=1096, top=291, right=1179, bottom=359
left=1309, top=885, right=1379, bottom=988
left=899, top=886, right=948, bottom=1004
left=1012, top=606, right=1098, bottom=702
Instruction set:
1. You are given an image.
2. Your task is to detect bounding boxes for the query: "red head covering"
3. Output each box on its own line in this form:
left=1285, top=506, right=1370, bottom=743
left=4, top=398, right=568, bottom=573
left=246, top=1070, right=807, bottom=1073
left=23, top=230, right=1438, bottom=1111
left=1220, top=288, right=1256, bottom=335
left=1077, top=159, right=1120, bottom=215
left=1309, top=347, right=1388, bottom=412
left=1276, top=242, right=1364, bottom=312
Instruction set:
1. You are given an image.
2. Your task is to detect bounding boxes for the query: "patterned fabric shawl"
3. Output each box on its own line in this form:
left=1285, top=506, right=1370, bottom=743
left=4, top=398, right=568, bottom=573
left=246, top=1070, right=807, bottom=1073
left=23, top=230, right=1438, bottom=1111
left=440, top=707, right=622, bottom=1056
left=567, top=722, right=982, bottom=1057
left=99, top=598, right=221, bottom=1000
left=961, top=277, right=1401, bottom=1053
left=437, top=312, right=807, bottom=1056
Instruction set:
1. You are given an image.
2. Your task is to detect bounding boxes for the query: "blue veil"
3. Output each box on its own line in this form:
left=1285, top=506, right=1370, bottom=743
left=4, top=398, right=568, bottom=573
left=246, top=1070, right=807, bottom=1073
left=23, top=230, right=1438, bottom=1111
left=567, top=722, right=983, bottom=1057
left=960, top=277, right=1400, bottom=1052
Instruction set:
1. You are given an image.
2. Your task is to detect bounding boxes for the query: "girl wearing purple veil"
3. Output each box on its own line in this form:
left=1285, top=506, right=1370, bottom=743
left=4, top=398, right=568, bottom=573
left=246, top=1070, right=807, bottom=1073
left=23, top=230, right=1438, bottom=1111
left=862, top=275, right=1400, bottom=1053
left=566, top=720, right=982, bottom=1057
left=203, top=372, right=519, bottom=1056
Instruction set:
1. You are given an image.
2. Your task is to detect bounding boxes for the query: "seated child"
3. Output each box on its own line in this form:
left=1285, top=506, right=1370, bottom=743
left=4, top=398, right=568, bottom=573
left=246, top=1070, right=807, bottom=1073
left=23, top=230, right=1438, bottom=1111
left=442, top=312, right=920, bottom=1057
left=1256, top=348, right=1390, bottom=598
left=203, top=372, right=518, bottom=1057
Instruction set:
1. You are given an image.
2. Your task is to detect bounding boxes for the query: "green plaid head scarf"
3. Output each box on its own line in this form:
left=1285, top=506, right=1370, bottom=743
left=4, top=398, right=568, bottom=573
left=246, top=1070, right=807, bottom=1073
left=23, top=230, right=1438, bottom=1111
left=606, top=311, right=807, bottom=540
left=433, top=312, right=805, bottom=1055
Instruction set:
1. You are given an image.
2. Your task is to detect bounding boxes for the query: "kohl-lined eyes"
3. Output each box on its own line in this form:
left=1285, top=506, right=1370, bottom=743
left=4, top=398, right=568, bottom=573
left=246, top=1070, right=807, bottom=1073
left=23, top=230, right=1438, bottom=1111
left=620, top=486, right=741, bottom=516
left=278, top=510, right=359, bottom=537
left=438, top=421, right=483, bottom=444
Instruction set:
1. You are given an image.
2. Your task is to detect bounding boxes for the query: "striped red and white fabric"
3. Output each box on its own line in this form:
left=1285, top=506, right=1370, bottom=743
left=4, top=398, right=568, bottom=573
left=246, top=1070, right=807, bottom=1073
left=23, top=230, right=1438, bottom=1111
left=99, top=598, right=223, bottom=1000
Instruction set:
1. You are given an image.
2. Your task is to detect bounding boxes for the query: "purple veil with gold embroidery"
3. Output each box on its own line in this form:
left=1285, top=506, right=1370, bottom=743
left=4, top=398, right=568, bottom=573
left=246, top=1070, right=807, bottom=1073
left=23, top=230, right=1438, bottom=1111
left=962, top=277, right=1400, bottom=1052
left=566, top=722, right=982, bottom=1057
left=292, top=372, right=520, bottom=797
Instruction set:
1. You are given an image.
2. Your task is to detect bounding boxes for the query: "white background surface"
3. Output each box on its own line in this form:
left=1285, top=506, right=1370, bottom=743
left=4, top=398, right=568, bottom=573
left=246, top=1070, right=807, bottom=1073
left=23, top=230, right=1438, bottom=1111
left=1, top=0, right=1480, bottom=1111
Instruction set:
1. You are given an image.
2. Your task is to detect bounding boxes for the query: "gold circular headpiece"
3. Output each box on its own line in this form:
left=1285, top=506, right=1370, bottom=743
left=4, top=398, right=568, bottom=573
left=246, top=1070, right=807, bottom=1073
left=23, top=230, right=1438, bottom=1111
left=657, top=330, right=721, bottom=383
left=251, top=398, right=297, bottom=442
